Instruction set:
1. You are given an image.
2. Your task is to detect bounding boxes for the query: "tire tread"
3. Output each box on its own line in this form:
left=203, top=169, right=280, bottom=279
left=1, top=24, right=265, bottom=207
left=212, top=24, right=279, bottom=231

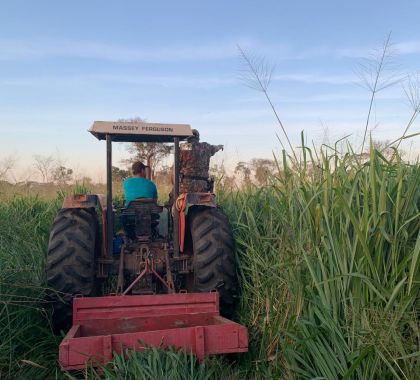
left=46, top=208, right=98, bottom=332
left=189, top=207, right=237, bottom=317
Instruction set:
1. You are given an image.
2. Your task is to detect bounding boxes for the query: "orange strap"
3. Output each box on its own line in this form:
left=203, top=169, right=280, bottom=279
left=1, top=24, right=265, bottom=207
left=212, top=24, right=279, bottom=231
left=175, top=193, right=188, bottom=252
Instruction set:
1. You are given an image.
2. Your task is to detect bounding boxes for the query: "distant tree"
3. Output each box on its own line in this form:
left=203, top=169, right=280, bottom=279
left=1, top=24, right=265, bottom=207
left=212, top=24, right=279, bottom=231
left=33, top=155, right=55, bottom=183
left=210, top=163, right=236, bottom=189
left=250, top=158, right=276, bottom=185
left=372, top=139, right=404, bottom=159
left=128, top=143, right=172, bottom=178
left=234, top=159, right=276, bottom=186
left=52, top=165, right=73, bottom=185
left=153, top=165, right=172, bottom=190
left=120, top=117, right=172, bottom=179
left=0, top=155, right=16, bottom=181
left=209, top=163, right=226, bottom=179
left=153, top=165, right=171, bottom=180
left=79, top=176, right=93, bottom=186
left=235, top=161, right=252, bottom=183
left=112, top=166, right=129, bottom=182
left=221, top=174, right=236, bottom=190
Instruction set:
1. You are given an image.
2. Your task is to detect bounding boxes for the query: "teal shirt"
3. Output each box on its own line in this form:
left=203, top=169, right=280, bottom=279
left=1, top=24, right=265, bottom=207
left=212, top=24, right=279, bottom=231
left=123, top=177, right=158, bottom=205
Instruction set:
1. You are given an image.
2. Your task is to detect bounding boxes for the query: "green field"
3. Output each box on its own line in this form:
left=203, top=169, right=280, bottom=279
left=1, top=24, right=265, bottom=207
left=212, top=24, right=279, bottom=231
left=0, top=144, right=419, bottom=379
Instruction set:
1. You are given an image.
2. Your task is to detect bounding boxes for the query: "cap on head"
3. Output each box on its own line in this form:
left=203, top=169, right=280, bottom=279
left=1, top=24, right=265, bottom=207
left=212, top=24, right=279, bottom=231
left=132, top=161, right=146, bottom=175
left=188, top=129, right=200, bottom=142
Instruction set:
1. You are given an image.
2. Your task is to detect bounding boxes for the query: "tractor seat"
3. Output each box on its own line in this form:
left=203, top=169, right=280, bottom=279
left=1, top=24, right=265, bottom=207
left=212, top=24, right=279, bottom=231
left=121, top=198, right=163, bottom=239
left=122, top=198, right=163, bottom=215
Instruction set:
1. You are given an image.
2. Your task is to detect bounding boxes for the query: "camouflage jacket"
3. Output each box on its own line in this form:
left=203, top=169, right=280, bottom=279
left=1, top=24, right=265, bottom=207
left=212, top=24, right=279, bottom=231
left=179, top=141, right=222, bottom=178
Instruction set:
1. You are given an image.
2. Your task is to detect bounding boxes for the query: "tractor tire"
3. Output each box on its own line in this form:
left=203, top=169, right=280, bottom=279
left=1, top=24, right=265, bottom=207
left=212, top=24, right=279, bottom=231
left=46, top=208, right=99, bottom=332
left=189, top=207, right=237, bottom=318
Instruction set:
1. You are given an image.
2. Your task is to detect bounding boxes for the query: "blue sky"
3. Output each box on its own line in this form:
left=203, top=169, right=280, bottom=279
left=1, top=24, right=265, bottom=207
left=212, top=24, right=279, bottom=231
left=1, top=1, right=420, bottom=181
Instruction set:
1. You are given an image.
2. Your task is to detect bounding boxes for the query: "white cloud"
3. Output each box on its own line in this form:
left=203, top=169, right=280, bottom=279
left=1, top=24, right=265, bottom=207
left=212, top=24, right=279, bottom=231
left=0, top=37, right=302, bottom=63
left=102, top=74, right=236, bottom=88
left=272, top=73, right=357, bottom=85
left=2, top=36, right=420, bottom=66
left=0, top=71, right=360, bottom=90
left=0, top=73, right=237, bottom=89
left=335, top=47, right=371, bottom=59
left=0, top=37, right=331, bottom=63
left=336, top=39, right=420, bottom=58
left=395, top=40, right=420, bottom=55
left=0, top=38, right=239, bottom=62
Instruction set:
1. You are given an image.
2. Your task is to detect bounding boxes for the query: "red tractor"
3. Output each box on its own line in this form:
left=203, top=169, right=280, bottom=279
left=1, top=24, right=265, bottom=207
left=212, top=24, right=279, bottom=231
left=45, top=121, right=247, bottom=370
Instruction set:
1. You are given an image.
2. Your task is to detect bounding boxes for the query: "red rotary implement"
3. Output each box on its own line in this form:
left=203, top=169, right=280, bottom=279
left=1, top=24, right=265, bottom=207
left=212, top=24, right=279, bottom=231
left=59, top=293, right=248, bottom=370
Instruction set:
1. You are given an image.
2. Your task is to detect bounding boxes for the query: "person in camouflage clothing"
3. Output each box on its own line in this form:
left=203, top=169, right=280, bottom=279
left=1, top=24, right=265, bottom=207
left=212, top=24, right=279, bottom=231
left=179, top=129, right=223, bottom=193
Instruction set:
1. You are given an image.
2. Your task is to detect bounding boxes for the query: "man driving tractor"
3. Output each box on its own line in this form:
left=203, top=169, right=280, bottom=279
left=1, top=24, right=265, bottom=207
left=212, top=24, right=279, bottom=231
left=123, top=161, right=158, bottom=205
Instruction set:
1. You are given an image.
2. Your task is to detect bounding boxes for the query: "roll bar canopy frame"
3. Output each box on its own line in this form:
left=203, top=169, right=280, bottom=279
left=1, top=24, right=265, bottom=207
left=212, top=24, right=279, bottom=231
left=103, top=129, right=188, bottom=260
left=90, top=121, right=193, bottom=143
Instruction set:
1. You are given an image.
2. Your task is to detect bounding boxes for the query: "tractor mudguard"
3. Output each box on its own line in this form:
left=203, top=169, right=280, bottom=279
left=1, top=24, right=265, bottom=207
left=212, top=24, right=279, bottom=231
left=174, top=192, right=216, bottom=216
left=62, top=194, right=107, bottom=210
left=174, top=192, right=217, bottom=252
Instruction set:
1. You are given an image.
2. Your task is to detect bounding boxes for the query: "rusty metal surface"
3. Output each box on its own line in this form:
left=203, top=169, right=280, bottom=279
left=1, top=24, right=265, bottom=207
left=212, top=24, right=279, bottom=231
left=96, top=194, right=106, bottom=211
left=185, top=192, right=216, bottom=207
left=107, top=198, right=189, bottom=295
left=179, top=140, right=222, bottom=193
left=62, top=194, right=98, bottom=209
left=118, top=239, right=175, bottom=295
left=173, top=193, right=216, bottom=214
left=59, top=293, right=248, bottom=370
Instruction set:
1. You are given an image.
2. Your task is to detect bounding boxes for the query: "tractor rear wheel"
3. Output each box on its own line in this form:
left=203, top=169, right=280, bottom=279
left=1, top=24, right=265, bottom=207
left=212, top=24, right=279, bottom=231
left=46, top=208, right=99, bottom=332
left=189, top=207, right=237, bottom=317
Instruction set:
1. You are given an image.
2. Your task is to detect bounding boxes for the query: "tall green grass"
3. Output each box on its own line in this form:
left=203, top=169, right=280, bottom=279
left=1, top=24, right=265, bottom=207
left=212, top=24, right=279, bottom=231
left=0, top=197, right=61, bottom=379
left=84, top=347, right=243, bottom=380
left=0, top=143, right=419, bottom=379
left=220, top=143, right=420, bottom=379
